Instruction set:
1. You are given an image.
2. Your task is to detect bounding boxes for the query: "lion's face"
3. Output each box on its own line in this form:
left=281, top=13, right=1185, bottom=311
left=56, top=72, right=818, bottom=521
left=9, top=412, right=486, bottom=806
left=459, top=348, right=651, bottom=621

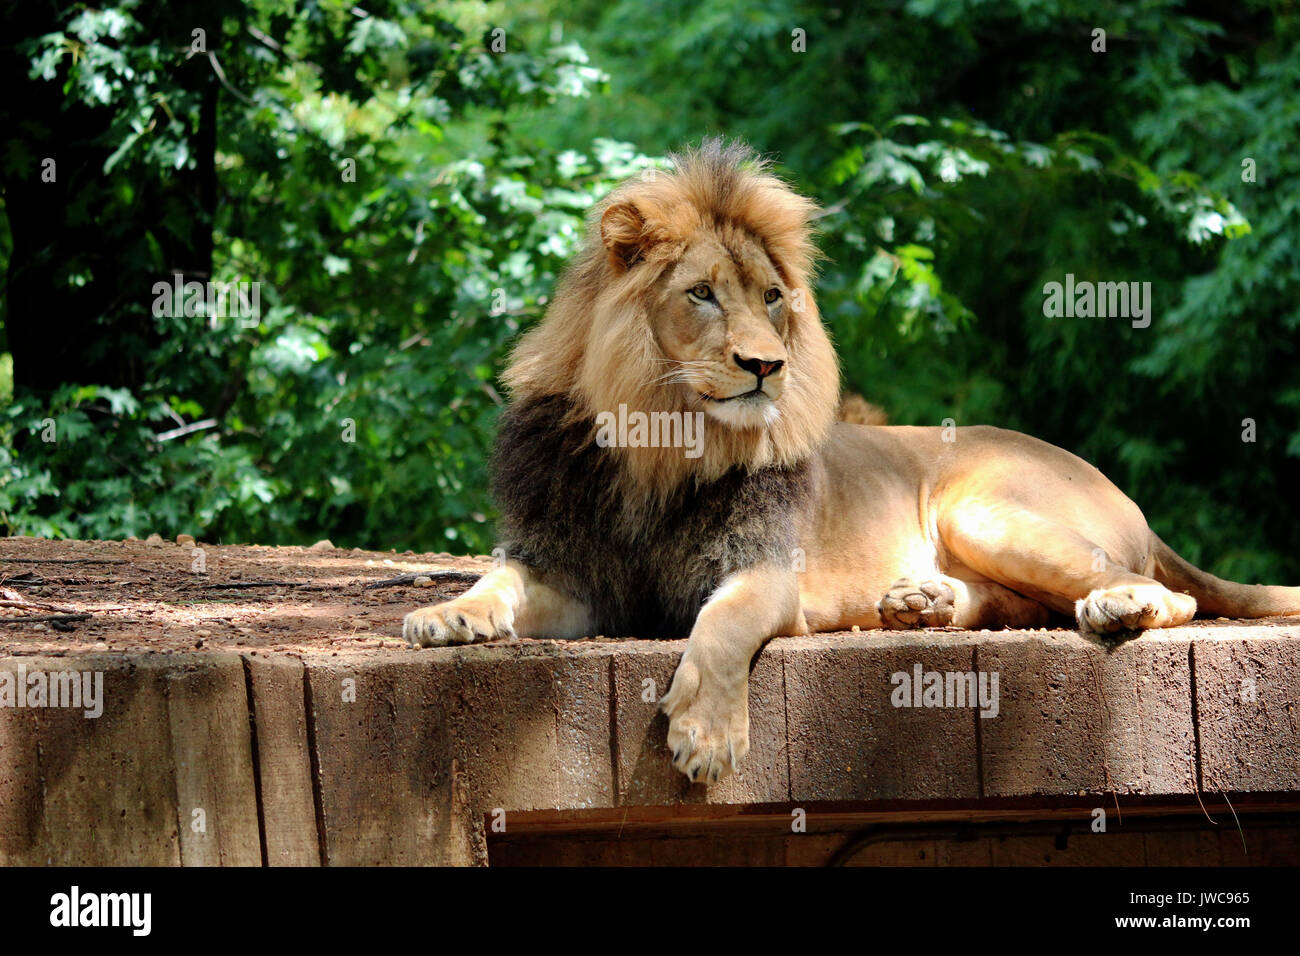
left=650, top=232, right=791, bottom=429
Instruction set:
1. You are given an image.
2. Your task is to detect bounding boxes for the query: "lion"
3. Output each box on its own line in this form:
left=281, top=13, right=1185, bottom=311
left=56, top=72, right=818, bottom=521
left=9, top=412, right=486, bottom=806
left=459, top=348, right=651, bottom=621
left=404, top=139, right=1300, bottom=784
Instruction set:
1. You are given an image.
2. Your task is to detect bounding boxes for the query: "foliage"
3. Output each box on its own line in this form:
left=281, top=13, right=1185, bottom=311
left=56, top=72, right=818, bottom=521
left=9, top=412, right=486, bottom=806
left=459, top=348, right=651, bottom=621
left=1, top=0, right=652, bottom=551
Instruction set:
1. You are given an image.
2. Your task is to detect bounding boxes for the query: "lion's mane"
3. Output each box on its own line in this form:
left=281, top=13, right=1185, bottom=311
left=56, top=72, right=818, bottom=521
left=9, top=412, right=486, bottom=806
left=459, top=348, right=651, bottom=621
left=501, top=138, right=840, bottom=502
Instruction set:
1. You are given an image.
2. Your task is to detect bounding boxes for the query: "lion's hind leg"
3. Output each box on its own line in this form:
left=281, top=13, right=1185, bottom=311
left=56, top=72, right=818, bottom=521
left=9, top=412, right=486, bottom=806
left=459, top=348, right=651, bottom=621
left=937, top=502, right=1196, bottom=638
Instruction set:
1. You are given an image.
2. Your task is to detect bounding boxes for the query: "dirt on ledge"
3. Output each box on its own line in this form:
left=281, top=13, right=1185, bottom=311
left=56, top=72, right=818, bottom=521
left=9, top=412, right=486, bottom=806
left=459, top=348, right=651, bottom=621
left=0, top=535, right=492, bottom=657
left=2, top=535, right=1297, bottom=658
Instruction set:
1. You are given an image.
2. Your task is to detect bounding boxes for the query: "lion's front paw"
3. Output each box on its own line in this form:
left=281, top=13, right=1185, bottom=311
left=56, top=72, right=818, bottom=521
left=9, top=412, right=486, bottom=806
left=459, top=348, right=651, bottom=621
left=403, top=591, right=517, bottom=647
left=878, top=578, right=956, bottom=629
left=659, top=658, right=749, bottom=784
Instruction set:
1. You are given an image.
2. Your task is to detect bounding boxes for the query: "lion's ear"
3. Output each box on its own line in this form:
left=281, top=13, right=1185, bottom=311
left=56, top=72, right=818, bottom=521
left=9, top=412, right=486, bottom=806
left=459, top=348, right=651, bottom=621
left=600, top=201, right=647, bottom=271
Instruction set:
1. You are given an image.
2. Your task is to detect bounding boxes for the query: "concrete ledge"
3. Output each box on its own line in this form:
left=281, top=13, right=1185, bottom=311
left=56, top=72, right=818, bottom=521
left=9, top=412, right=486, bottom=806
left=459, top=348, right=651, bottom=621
left=1, top=540, right=1298, bottom=865
left=3, top=629, right=1298, bottom=865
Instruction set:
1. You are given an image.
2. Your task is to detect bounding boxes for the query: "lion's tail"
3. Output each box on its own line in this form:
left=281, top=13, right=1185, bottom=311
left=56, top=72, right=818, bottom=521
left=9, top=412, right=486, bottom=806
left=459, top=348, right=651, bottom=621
left=1152, top=534, right=1300, bottom=619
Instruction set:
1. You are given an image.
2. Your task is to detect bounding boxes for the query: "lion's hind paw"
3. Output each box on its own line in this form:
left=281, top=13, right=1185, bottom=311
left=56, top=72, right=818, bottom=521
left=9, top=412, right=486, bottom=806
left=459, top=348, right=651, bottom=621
left=1074, top=583, right=1194, bottom=639
left=878, top=578, right=956, bottom=629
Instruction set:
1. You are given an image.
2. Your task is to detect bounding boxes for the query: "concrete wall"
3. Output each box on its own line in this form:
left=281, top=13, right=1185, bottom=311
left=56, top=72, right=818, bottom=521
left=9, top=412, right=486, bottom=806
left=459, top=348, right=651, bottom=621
left=2, top=627, right=1298, bottom=865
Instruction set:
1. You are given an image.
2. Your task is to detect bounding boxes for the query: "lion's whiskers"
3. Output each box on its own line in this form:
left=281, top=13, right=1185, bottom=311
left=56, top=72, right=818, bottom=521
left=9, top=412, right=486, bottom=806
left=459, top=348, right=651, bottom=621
left=648, top=359, right=714, bottom=390
left=650, top=370, right=711, bottom=388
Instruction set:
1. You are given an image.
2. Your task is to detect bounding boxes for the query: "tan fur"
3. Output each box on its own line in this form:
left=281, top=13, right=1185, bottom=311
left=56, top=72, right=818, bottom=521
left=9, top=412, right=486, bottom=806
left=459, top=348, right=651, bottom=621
left=837, top=392, right=888, bottom=426
left=406, top=139, right=1300, bottom=785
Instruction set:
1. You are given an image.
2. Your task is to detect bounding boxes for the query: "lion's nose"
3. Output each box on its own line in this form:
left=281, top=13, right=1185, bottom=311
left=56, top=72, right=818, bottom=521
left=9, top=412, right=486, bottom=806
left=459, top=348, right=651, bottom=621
left=734, top=354, right=784, bottom=379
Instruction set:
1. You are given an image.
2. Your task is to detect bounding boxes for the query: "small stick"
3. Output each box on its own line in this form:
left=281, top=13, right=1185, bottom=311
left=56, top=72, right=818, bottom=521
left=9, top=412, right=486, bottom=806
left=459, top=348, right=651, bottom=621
left=0, top=558, right=126, bottom=565
left=0, top=613, right=93, bottom=625
left=364, top=571, right=482, bottom=590
left=0, top=574, right=44, bottom=586
left=196, top=580, right=321, bottom=590
left=0, top=599, right=79, bottom=614
left=155, top=418, right=219, bottom=442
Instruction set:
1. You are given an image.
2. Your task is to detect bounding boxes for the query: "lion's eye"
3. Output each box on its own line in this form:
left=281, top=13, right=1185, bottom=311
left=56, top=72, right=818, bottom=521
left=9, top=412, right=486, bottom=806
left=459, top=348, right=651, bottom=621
left=689, top=282, right=713, bottom=300
left=764, top=288, right=782, bottom=304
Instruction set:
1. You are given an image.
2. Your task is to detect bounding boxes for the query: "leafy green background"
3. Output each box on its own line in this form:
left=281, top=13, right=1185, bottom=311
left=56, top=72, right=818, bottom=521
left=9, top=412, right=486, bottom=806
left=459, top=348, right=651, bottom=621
left=1, top=0, right=1297, bottom=585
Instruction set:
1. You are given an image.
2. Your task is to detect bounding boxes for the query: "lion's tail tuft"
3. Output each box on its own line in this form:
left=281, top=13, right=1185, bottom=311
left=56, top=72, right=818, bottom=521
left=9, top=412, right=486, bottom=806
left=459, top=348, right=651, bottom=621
left=1152, top=534, right=1300, bottom=620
